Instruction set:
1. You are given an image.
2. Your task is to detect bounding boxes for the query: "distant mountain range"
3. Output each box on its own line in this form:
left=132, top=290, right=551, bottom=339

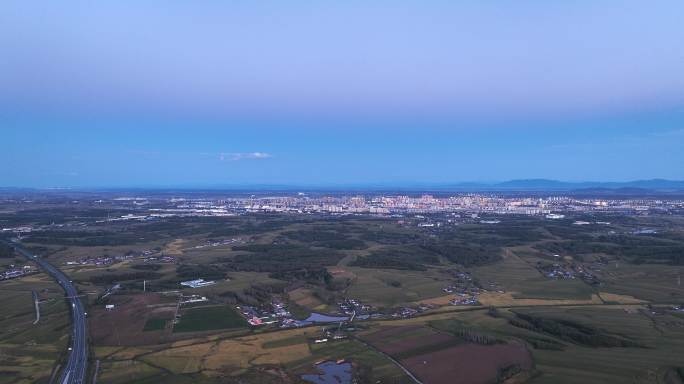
left=311, top=179, right=684, bottom=192
left=481, top=178, right=684, bottom=191
left=2, top=179, right=684, bottom=193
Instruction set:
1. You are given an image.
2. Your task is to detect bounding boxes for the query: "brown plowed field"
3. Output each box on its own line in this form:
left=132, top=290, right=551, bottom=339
left=362, top=325, right=456, bottom=356
left=402, top=342, right=533, bottom=384
left=90, top=293, right=176, bottom=346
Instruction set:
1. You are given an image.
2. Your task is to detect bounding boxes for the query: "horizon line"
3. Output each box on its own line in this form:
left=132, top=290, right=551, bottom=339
left=2, top=178, right=684, bottom=191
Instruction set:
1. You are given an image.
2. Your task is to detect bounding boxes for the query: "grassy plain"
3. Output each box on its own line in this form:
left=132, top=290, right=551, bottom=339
left=345, top=266, right=451, bottom=307
left=173, top=305, right=247, bottom=333
left=0, top=274, right=69, bottom=384
left=5, top=208, right=684, bottom=383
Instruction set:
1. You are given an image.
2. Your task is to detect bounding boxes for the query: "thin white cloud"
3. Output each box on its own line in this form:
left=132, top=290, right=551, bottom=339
left=220, top=152, right=273, bottom=161
left=127, top=150, right=273, bottom=161
left=51, top=171, right=79, bottom=177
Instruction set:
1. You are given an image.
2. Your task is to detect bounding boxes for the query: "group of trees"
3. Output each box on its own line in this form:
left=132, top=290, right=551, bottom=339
left=351, top=241, right=502, bottom=271
left=226, top=243, right=344, bottom=273
left=451, top=328, right=500, bottom=345
left=89, top=271, right=161, bottom=285
left=283, top=229, right=368, bottom=250
left=208, top=216, right=304, bottom=238
left=351, top=220, right=551, bottom=271
left=359, top=229, right=421, bottom=245
left=219, top=282, right=288, bottom=307
left=26, top=230, right=144, bottom=246
left=509, top=312, right=643, bottom=348
left=351, top=246, right=438, bottom=271
left=176, top=264, right=226, bottom=280
left=421, top=242, right=502, bottom=267
left=536, top=235, right=684, bottom=265
left=269, top=267, right=332, bottom=285
left=0, top=243, right=15, bottom=258
left=439, top=220, right=548, bottom=247
left=131, top=263, right=162, bottom=271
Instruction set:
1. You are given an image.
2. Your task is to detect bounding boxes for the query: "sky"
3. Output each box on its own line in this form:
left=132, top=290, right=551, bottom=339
left=1, top=1, right=683, bottom=188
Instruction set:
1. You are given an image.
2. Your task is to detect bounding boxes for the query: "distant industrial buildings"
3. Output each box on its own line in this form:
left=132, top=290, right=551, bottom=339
left=180, top=279, right=216, bottom=288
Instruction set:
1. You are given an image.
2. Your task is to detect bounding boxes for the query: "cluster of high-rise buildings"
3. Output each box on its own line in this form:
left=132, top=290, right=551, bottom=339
left=143, top=194, right=684, bottom=217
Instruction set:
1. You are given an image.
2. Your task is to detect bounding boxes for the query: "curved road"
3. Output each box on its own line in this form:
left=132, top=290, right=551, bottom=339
left=13, top=243, right=87, bottom=384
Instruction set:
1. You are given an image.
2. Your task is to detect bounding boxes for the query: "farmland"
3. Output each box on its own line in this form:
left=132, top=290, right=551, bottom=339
left=2, top=196, right=684, bottom=383
left=0, top=274, right=69, bottom=384
left=85, top=304, right=684, bottom=383
left=173, top=305, right=247, bottom=333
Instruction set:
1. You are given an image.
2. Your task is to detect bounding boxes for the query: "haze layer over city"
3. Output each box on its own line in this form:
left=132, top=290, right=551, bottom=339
left=1, top=1, right=684, bottom=384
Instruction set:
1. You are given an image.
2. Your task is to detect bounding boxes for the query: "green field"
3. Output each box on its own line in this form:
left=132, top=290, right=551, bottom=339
left=5, top=207, right=684, bottom=383
left=598, top=263, right=684, bottom=303
left=453, top=306, right=684, bottom=384
left=173, top=305, right=247, bottom=333
left=511, top=278, right=595, bottom=300
left=143, top=318, right=168, bottom=332
left=0, top=275, right=69, bottom=384
left=261, top=334, right=309, bottom=349
left=346, top=266, right=450, bottom=307
left=524, top=307, right=684, bottom=384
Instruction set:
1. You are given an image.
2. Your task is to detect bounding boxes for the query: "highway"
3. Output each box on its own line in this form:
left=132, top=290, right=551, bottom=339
left=12, top=243, right=88, bottom=384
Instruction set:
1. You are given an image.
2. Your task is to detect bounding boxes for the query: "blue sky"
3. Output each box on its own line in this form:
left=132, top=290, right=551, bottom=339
left=1, top=1, right=683, bottom=187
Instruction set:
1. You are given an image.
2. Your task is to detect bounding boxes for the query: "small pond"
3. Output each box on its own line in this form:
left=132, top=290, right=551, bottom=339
left=301, top=361, right=353, bottom=384
left=304, top=313, right=349, bottom=323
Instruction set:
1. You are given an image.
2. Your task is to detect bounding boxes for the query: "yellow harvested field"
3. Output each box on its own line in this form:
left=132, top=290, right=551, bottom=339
left=416, top=294, right=454, bottom=306
left=163, top=239, right=185, bottom=255
left=202, top=338, right=310, bottom=373
left=288, top=287, right=324, bottom=308
left=13, top=274, right=50, bottom=283
left=0, top=355, right=57, bottom=382
left=98, top=360, right=161, bottom=383
left=139, top=327, right=319, bottom=376
left=597, top=292, right=647, bottom=304
left=416, top=291, right=609, bottom=308
left=94, top=346, right=125, bottom=359
left=102, top=346, right=155, bottom=360
left=141, top=342, right=212, bottom=374
left=477, top=291, right=602, bottom=306
left=327, top=267, right=358, bottom=279
left=170, top=338, right=204, bottom=348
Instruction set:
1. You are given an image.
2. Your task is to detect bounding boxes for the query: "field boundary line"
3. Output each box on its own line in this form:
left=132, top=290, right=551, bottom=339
left=352, top=336, right=424, bottom=384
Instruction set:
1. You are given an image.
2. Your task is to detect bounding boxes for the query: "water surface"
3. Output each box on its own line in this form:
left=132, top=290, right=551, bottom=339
left=301, top=361, right=353, bottom=384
